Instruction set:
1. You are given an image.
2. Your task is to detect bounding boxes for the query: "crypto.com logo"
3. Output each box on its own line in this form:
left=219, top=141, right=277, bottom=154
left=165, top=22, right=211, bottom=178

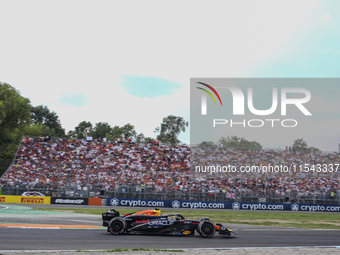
left=172, top=200, right=180, bottom=209
left=110, top=198, right=119, bottom=206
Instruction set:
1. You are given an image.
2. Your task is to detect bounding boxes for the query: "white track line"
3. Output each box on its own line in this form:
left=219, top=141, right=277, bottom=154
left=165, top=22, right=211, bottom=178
left=184, top=246, right=340, bottom=250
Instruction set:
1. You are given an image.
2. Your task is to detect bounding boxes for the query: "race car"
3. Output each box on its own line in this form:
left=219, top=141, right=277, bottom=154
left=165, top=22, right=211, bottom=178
left=102, top=208, right=236, bottom=238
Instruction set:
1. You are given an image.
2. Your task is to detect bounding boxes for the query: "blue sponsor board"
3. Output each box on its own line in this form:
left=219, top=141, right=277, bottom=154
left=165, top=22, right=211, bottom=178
left=229, top=202, right=340, bottom=212
left=106, top=198, right=340, bottom=212
left=107, top=198, right=168, bottom=207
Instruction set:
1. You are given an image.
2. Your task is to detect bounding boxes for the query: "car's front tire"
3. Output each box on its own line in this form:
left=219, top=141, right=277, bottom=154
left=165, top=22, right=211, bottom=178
left=197, top=220, right=216, bottom=238
left=108, top=217, right=126, bottom=235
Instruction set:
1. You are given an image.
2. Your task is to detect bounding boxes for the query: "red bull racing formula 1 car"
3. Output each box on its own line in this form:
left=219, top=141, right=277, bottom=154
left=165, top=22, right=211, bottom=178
left=102, top=208, right=236, bottom=238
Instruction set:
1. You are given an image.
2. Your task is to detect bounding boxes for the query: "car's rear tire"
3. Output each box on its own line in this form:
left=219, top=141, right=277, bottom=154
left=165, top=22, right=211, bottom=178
left=108, top=217, right=126, bottom=235
left=197, top=220, right=216, bottom=238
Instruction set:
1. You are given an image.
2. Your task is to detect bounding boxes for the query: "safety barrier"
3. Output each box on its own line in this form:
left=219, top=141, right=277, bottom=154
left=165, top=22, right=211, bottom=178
left=0, top=195, right=51, bottom=204
left=51, top=197, right=88, bottom=205
left=0, top=195, right=103, bottom=206
left=89, top=198, right=102, bottom=206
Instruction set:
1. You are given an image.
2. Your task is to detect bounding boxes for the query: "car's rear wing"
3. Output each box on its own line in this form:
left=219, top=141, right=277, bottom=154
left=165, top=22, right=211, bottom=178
left=102, top=209, right=120, bottom=221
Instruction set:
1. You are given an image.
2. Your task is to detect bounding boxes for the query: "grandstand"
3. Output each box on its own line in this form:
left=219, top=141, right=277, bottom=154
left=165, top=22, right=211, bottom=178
left=0, top=137, right=339, bottom=205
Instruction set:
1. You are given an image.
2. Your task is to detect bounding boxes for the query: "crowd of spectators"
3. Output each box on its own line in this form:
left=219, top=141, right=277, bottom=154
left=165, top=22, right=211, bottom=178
left=0, top=137, right=190, bottom=194
left=191, top=146, right=339, bottom=199
left=0, top=137, right=339, bottom=201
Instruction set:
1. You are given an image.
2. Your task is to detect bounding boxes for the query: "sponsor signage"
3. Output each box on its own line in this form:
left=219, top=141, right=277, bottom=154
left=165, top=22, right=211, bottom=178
left=51, top=197, right=88, bottom=205
left=230, top=202, right=340, bottom=212
left=106, top=197, right=340, bottom=212
left=107, top=198, right=165, bottom=207
left=0, top=195, right=51, bottom=204
left=21, top=197, right=45, bottom=204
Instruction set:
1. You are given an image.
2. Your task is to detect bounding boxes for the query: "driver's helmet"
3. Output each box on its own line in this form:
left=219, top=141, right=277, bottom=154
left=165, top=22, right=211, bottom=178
left=153, top=207, right=161, bottom=216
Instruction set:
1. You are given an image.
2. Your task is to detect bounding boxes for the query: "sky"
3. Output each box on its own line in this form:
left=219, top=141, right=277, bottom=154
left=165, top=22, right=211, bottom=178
left=0, top=0, right=339, bottom=151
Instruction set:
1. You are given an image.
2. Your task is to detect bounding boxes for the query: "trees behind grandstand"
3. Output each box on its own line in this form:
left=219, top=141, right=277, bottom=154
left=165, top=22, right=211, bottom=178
left=291, top=138, right=320, bottom=152
left=67, top=121, right=92, bottom=139
left=25, top=123, right=57, bottom=137
left=67, top=121, right=152, bottom=142
left=68, top=121, right=110, bottom=139
left=0, top=83, right=31, bottom=159
left=217, top=137, right=321, bottom=152
left=30, top=105, right=65, bottom=137
left=291, top=138, right=308, bottom=151
left=0, top=83, right=66, bottom=160
left=92, top=122, right=113, bottom=139
left=219, top=136, right=262, bottom=150
left=69, top=117, right=187, bottom=144
left=154, top=115, right=188, bottom=145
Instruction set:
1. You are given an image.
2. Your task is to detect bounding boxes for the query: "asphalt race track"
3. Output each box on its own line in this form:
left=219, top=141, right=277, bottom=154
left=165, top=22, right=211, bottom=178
left=1, top=204, right=340, bottom=250
left=3, top=225, right=340, bottom=250
left=0, top=226, right=340, bottom=250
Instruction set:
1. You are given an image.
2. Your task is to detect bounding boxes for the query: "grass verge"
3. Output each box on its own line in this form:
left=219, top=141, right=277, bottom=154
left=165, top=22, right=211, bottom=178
left=76, top=248, right=183, bottom=252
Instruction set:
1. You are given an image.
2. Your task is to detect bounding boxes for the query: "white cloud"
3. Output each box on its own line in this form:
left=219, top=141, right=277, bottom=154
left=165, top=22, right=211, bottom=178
left=322, top=14, right=332, bottom=23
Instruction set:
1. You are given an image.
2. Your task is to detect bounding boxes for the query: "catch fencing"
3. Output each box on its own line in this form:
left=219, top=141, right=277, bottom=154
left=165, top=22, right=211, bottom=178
left=1, top=185, right=339, bottom=205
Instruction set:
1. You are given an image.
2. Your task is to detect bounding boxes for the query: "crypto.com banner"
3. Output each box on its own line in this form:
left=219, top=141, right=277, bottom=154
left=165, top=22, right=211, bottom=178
left=106, top=198, right=340, bottom=212
left=190, top=78, right=339, bottom=150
